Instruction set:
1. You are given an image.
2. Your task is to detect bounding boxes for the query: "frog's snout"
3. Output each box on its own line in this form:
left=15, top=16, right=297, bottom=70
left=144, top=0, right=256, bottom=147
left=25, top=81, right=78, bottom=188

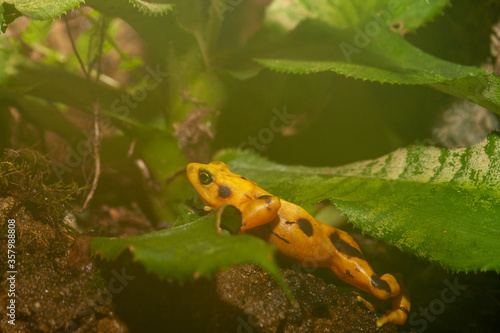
left=186, top=163, right=195, bottom=182
left=187, top=163, right=202, bottom=174
left=187, top=163, right=196, bottom=173
left=186, top=163, right=204, bottom=185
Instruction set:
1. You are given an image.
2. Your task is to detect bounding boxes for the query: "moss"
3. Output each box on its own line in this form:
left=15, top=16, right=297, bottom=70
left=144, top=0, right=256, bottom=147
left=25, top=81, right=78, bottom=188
left=0, top=148, right=79, bottom=231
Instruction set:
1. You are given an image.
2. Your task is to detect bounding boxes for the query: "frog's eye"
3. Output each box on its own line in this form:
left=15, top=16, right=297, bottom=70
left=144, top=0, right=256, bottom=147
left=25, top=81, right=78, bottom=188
left=199, top=170, right=213, bottom=185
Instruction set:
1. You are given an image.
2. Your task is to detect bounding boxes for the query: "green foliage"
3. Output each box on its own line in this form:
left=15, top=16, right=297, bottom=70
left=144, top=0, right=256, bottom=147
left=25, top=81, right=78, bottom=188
left=267, top=0, right=450, bottom=31
left=265, top=0, right=450, bottom=31
left=215, top=133, right=500, bottom=273
left=256, top=0, right=500, bottom=114
left=91, top=209, right=291, bottom=296
left=1, top=0, right=84, bottom=21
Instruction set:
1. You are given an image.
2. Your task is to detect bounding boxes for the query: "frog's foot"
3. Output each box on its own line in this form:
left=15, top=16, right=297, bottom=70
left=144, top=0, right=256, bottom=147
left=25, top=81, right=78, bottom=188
left=357, top=282, right=410, bottom=327
left=376, top=305, right=409, bottom=327
left=357, top=295, right=376, bottom=312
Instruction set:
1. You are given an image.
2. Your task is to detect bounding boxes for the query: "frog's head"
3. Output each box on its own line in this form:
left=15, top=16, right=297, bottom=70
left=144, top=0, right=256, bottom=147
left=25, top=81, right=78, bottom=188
left=186, top=161, right=259, bottom=209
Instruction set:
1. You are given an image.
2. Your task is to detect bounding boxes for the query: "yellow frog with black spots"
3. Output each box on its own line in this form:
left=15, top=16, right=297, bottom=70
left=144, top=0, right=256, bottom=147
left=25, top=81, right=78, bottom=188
left=187, top=161, right=410, bottom=327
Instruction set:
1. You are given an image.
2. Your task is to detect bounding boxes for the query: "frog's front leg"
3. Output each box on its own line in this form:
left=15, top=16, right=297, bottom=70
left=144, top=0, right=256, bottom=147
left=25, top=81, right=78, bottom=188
left=238, top=195, right=281, bottom=231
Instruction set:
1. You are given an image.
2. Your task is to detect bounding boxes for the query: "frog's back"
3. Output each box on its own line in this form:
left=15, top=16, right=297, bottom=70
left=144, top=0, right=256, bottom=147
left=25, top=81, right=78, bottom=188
left=249, top=199, right=334, bottom=265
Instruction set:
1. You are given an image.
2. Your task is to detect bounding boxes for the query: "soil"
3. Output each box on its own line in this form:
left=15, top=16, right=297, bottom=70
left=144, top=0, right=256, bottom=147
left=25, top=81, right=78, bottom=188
left=102, top=259, right=401, bottom=333
left=0, top=196, right=127, bottom=332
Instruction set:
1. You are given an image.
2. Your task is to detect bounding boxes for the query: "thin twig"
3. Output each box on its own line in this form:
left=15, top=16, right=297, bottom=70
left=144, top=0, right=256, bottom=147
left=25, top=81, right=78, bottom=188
left=83, top=101, right=101, bottom=209
left=83, top=17, right=107, bottom=209
left=63, top=15, right=88, bottom=79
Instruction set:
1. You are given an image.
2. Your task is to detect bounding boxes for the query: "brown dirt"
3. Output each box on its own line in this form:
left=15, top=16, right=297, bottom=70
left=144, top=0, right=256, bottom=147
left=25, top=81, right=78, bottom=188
left=215, top=263, right=399, bottom=333
left=0, top=196, right=128, bottom=333
left=93, top=256, right=401, bottom=333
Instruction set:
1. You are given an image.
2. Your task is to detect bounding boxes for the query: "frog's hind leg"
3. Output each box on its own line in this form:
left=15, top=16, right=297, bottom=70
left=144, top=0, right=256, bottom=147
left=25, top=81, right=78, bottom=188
left=357, top=273, right=410, bottom=326
left=374, top=277, right=410, bottom=327
left=325, top=228, right=399, bottom=298
left=323, top=227, right=410, bottom=326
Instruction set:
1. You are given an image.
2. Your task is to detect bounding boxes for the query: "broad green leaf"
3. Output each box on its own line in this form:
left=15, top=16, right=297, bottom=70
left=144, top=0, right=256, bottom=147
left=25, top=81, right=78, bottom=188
left=215, top=133, right=500, bottom=273
left=255, top=21, right=500, bottom=114
left=389, top=0, right=451, bottom=32
left=91, top=212, right=291, bottom=296
left=223, top=0, right=450, bottom=79
left=2, top=0, right=84, bottom=21
left=265, top=0, right=450, bottom=33
left=256, top=0, right=500, bottom=114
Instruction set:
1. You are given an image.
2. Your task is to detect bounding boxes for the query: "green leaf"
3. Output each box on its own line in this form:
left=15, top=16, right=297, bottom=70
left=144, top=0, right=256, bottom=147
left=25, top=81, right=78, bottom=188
left=91, top=212, right=291, bottom=295
left=215, top=133, right=500, bottom=273
left=128, top=0, right=174, bottom=16
left=86, top=0, right=184, bottom=59
left=2, top=0, right=84, bottom=21
left=173, top=0, right=224, bottom=66
left=255, top=21, right=500, bottom=114
left=388, top=0, right=451, bottom=32
left=256, top=0, right=500, bottom=115
left=264, top=0, right=450, bottom=33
